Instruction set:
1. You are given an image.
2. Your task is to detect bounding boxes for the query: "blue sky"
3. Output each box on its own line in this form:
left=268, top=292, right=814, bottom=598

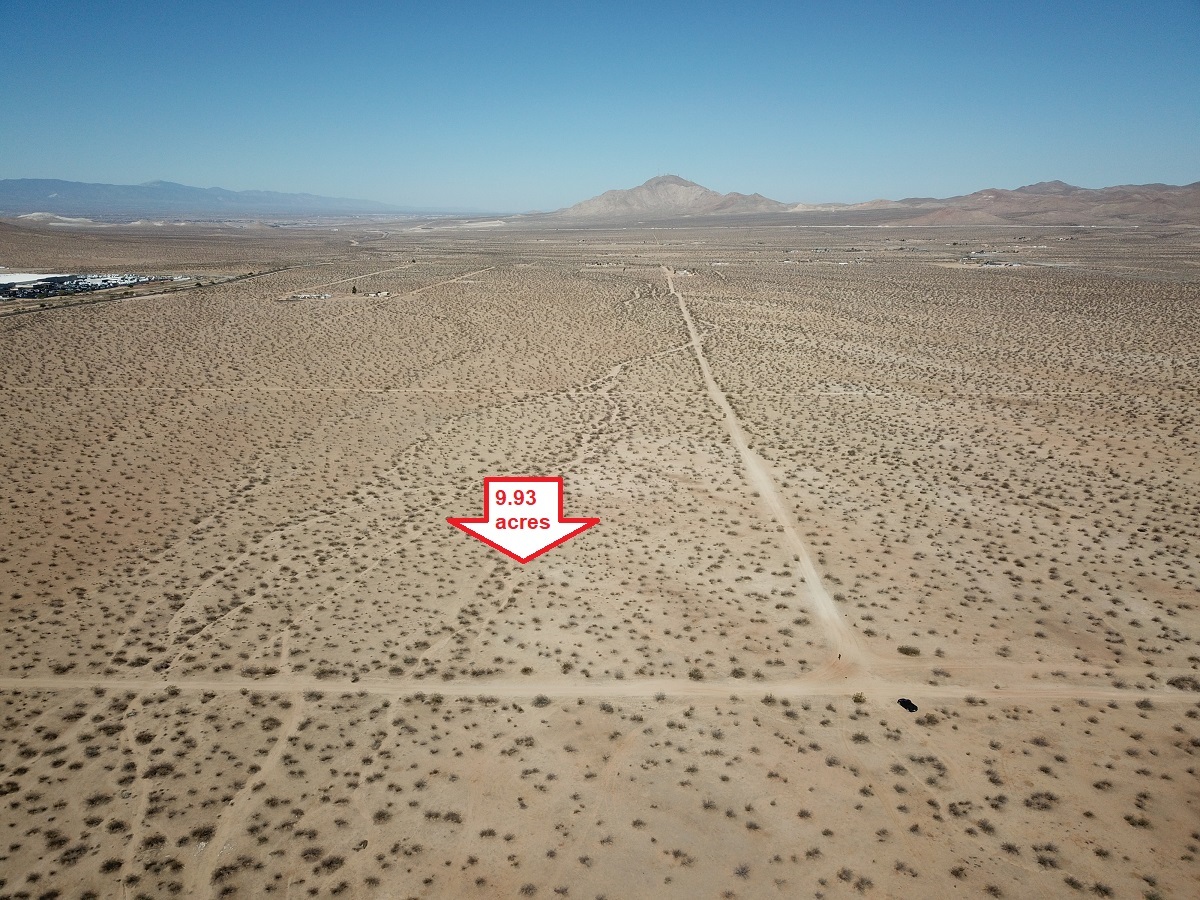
left=4, top=1, right=1197, bottom=211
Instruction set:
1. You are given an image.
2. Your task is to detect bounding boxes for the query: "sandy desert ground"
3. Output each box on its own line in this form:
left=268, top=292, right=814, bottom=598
left=1, top=219, right=1199, bottom=899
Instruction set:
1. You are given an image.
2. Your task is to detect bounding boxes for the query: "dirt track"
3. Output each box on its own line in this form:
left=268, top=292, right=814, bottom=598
left=666, top=266, right=868, bottom=669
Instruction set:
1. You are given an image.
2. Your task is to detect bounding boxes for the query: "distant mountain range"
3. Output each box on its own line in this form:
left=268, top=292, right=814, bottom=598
left=3, top=175, right=1197, bottom=225
left=0, top=179, right=412, bottom=218
left=555, top=175, right=1200, bottom=225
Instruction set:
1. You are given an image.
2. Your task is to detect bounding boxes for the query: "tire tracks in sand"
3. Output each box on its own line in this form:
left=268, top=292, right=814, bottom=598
left=181, top=692, right=306, bottom=896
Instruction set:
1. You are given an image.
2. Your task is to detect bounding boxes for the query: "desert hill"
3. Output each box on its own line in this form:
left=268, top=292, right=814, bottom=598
left=556, top=175, right=790, bottom=220
left=848, top=179, right=1200, bottom=225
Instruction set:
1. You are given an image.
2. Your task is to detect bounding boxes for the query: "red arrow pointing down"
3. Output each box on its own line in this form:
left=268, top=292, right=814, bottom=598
left=447, top=476, right=600, bottom=564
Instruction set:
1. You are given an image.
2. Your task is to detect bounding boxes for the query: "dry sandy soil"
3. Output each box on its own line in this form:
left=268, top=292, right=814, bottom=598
left=1, top=219, right=1199, bottom=899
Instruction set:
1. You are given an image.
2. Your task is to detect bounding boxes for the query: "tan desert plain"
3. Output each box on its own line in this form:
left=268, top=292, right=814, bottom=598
left=1, top=206, right=1199, bottom=900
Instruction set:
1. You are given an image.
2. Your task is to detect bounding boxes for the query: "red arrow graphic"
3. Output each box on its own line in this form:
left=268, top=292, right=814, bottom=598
left=447, top=476, right=600, bottom=564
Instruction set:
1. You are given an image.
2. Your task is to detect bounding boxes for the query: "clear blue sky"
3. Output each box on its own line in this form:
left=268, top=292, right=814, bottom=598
left=4, top=0, right=1197, bottom=211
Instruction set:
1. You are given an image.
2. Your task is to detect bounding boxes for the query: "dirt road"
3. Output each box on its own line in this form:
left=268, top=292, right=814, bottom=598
left=664, top=266, right=868, bottom=669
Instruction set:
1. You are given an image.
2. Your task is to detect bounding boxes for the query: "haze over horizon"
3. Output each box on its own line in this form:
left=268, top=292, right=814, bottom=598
left=4, top=0, right=1197, bottom=211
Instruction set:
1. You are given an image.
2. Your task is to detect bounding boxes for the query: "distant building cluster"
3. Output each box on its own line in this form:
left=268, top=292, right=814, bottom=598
left=0, top=273, right=173, bottom=300
left=959, top=251, right=1023, bottom=267
left=281, top=290, right=387, bottom=301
